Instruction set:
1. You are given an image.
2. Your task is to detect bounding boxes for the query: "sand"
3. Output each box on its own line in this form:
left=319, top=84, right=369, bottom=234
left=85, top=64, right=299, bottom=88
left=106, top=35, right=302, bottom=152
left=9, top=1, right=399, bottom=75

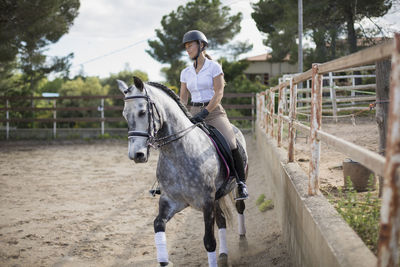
left=0, top=135, right=291, bottom=267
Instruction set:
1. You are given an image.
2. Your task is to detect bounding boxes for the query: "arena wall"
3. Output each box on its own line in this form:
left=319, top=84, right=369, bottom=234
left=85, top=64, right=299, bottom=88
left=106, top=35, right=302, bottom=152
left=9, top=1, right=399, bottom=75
left=255, top=125, right=376, bottom=267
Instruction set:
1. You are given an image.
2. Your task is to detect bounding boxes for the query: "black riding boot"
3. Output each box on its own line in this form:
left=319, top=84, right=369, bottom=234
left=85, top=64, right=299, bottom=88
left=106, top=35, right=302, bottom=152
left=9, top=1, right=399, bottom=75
left=232, top=148, right=249, bottom=200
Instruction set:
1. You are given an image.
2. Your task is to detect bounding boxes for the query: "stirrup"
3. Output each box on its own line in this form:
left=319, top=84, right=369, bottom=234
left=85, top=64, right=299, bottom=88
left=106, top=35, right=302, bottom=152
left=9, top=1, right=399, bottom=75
left=149, top=188, right=161, bottom=196
left=235, top=182, right=249, bottom=201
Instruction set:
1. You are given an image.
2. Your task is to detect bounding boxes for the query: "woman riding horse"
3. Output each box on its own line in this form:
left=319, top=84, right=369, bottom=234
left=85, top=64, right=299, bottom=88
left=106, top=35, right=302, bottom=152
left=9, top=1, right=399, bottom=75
left=179, top=30, right=249, bottom=200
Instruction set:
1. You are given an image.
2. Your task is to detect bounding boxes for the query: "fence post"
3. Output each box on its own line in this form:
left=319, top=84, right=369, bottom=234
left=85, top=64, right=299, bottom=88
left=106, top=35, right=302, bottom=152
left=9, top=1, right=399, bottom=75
left=329, top=72, right=338, bottom=122
left=270, top=90, right=275, bottom=138
left=288, top=78, right=297, bottom=162
left=351, top=71, right=356, bottom=104
left=264, top=92, right=268, bottom=131
left=256, top=93, right=261, bottom=127
left=251, top=94, right=255, bottom=134
left=277, top=86, right=283, bottom=147
left=377, top=32, right=400, bottom=267
left=309, top=63, right=322, bottom=195
left=283, top=85, right=288, bottom=113
left=100, top=98, right=104, bottom=135
left=53, top=99, right=57, bottom=139
left=6, top=99, right=9, bottom=140
left=260, top=95, right=265, bottom=128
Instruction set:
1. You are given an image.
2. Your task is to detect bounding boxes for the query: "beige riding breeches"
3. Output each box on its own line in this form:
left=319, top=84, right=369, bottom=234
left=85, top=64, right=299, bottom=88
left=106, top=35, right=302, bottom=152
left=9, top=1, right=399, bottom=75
left=189, top=104, right=237, bottom=150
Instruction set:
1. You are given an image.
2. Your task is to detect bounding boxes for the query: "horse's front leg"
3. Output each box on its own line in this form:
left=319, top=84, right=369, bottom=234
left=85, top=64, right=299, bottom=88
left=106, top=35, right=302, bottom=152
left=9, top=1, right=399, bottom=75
left=203, top=200, right=217, bottom=267
left=216, top=201, right=228, bottom=267
left=154, top=195, right=186, bottom=266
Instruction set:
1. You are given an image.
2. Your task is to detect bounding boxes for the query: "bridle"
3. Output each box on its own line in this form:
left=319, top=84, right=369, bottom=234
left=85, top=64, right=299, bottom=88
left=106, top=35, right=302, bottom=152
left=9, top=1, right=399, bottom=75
left=124, top=86, right=199, bottom=149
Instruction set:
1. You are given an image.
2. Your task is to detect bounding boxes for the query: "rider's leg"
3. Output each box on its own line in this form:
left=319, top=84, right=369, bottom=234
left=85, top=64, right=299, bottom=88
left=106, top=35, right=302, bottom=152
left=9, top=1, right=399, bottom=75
left=231, top=147, right=249, bottom=200
left=205, top=104, right=249, bottom=200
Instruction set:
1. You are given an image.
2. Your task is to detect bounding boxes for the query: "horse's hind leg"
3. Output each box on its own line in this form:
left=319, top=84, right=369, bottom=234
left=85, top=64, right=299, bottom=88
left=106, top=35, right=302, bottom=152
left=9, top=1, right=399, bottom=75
left=236, top=199, right=248, bottom=251
left=236, top=200, right=246, bottom=237
left=216, top=201, right=228, bottom=266
left=154, top=196, right=186, bottom=266
left=203, top=200, right=217, bottom=267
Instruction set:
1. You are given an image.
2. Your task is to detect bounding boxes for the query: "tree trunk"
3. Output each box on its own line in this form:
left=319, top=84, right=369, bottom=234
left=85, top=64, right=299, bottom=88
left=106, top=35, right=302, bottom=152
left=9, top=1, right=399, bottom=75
left=345, top=8, right=357, bottom=54
left=375, top=59, right=391, bottom=197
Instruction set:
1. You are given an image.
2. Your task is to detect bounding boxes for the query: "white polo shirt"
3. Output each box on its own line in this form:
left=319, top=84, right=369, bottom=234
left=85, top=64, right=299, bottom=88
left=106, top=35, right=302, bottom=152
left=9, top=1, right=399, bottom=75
left=180, top=58, right=223, bottom=103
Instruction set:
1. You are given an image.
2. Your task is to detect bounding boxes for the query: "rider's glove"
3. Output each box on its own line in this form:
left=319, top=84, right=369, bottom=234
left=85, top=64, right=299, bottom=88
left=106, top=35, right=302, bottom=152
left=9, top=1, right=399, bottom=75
left=190, top=108, right=209, bottom=124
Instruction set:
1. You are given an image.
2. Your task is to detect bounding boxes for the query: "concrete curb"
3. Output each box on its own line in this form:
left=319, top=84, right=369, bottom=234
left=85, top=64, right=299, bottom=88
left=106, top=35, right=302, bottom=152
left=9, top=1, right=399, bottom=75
left=255, top=126, right=376, bottom=267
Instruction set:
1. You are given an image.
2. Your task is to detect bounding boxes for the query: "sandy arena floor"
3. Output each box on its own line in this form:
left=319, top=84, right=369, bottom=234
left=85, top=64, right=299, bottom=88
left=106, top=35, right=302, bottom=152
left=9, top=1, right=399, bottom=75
left=0, top=135, right=291, bottom=267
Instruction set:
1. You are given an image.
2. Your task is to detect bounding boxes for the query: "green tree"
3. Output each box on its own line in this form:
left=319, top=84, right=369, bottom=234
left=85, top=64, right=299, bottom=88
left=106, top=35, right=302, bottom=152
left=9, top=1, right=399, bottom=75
left=58, top=77, right=109, bottom=128
left=147, top=0, right=242, bottom=85
left=101, top=69, right=149, bottom=93
left=0, top=0, right=80, bottom=95
left=334, top=0, right=392, bottom=53
left=251, top=0, right=298, bottom=63
left=251, top=0, right=392, bottom=68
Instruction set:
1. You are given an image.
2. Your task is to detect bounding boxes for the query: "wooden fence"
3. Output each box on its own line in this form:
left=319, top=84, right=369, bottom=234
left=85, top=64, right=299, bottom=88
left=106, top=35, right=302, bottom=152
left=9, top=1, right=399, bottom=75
left=277, top=65, right=376, bottom=121
left=256, top=34, right=399, bottom=266
left=0, top=92, right=255, bottom=139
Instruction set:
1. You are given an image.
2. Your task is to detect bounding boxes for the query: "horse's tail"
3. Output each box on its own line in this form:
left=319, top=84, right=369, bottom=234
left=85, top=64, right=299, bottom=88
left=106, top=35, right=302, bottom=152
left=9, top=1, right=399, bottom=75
left=217, top=192, right=234, bottom=227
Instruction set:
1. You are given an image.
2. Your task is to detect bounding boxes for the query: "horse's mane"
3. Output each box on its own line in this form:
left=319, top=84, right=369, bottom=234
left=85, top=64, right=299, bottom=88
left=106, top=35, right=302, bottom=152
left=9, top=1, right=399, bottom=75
left=147, top=82, right=192, bottom=119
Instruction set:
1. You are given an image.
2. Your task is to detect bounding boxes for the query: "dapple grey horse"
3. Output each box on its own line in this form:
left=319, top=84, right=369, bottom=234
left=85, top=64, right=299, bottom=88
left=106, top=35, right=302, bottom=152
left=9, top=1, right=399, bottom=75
left=117, top=77, right=248, bottom=267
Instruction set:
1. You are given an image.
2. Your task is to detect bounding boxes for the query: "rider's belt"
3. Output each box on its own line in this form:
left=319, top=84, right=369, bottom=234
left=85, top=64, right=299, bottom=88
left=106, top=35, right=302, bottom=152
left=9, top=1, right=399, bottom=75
left=191, top=101, right=209, bottom=107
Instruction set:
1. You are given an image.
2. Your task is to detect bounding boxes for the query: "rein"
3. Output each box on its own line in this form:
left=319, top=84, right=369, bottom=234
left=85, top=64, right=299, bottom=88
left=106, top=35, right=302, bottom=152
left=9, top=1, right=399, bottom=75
left=125, top=86, right=198, bottom=149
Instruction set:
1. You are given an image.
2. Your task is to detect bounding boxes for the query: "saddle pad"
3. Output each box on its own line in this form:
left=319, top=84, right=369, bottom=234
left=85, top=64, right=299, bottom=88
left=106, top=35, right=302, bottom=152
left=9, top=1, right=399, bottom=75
left=204, top=124, right=236, bottom=180
left=200, top=124, right=240, bottom=200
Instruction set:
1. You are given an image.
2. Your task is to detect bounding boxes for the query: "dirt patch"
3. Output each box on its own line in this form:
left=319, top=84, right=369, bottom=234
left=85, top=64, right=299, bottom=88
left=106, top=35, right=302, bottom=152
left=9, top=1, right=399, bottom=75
left=284, top=115, right=379, bottom=189
left=0, top=136, right=291, bottom=266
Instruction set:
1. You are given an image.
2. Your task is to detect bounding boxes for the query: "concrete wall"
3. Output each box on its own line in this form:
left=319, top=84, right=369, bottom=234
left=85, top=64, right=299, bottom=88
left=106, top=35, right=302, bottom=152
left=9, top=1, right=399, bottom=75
left=255, top=126, right=377, bottom=267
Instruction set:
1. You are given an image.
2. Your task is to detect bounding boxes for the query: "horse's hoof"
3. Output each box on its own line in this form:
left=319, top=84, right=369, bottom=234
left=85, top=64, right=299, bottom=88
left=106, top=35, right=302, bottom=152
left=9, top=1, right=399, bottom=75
left=159, top=262, right=173, bottom=267
left=239, top=235, right=248, bottom=251
left=218, top=253, right=228, bottom=267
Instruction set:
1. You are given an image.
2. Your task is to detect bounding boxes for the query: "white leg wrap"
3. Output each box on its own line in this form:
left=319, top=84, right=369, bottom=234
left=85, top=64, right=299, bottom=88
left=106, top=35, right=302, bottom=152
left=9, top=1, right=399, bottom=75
left=155, top=232, right=168, bottom=263
left=218, top=228, right=228, bottom=255
left=207, top=251, right=217, bottom=267
left=238, top=213, right=246, bottom=235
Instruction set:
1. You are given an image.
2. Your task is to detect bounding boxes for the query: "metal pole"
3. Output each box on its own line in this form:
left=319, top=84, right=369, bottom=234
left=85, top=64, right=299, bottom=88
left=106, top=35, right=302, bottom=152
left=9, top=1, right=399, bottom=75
left=377, top=32, right=400, bottom=267
left=6, top=99, right=9, bottom=140
left=309, top=64, right=322, bottom=195
left=53, top=99, right=56, bottom=139
left=298, top=0, right=303, bottom=88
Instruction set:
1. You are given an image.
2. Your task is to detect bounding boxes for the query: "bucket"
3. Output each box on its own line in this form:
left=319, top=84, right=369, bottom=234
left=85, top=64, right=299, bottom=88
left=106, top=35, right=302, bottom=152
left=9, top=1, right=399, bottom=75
left=343, top=158, right=376, bottom=192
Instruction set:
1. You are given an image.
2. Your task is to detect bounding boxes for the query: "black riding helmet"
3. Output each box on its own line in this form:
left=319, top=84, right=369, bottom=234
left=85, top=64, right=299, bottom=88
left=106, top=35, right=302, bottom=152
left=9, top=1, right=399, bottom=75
left=182, top=30, right=208, bottom=68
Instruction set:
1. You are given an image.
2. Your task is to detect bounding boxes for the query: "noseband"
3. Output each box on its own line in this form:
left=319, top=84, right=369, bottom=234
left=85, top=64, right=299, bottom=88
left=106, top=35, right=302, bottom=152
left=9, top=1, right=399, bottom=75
left=124, top=86, right=199, bottom=149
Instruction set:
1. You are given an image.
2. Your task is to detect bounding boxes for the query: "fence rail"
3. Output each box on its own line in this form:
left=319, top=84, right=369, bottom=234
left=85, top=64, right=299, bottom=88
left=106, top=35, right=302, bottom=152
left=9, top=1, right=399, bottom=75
left=256, top=34, right=399, bottom=266
left=1, top=92, right=255, bottom=139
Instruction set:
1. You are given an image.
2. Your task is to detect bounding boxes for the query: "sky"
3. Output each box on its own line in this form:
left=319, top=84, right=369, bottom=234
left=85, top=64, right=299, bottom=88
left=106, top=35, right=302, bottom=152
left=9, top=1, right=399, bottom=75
left=46, top=0, right=400, bottom=82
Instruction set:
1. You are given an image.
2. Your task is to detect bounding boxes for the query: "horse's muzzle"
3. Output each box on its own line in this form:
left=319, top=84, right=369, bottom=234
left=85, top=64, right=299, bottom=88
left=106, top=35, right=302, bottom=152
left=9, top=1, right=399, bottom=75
left=132, top=151, right=148, bottom=163
left=128, top=138, right=148, bottom=163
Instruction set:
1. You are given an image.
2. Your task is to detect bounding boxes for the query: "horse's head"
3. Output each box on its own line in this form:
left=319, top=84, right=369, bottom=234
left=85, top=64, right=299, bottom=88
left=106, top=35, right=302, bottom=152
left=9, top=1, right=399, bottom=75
left=117, top=76, right=159, bottom=163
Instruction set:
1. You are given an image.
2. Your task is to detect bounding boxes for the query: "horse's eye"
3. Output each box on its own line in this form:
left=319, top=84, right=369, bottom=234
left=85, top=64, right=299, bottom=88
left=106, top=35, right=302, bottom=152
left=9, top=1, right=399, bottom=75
left=138, top=110, right=146, bottom=117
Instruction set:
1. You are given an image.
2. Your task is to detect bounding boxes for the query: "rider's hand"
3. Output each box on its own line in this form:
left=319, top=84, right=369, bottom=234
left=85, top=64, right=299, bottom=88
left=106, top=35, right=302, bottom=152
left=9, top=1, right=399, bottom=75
left=190, top=109, right=209, bottom=124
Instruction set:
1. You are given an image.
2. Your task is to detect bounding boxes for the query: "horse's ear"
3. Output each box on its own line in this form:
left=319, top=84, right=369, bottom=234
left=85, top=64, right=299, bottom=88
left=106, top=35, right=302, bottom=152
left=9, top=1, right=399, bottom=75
left=117, top=80, right=129, bottom=94
left=133, top=76, right=144, bottom=91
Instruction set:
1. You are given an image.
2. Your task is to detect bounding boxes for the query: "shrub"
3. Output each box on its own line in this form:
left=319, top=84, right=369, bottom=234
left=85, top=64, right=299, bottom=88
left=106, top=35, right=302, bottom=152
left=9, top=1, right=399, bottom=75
left=327, top=175, right=380, bottom=254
